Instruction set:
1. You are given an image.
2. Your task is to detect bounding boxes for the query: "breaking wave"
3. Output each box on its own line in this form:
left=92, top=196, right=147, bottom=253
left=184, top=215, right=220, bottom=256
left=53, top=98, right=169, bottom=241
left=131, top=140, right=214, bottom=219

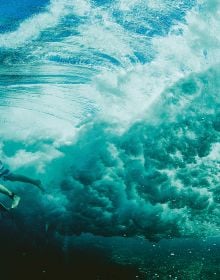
left=0, top=0, right=219, bottom=241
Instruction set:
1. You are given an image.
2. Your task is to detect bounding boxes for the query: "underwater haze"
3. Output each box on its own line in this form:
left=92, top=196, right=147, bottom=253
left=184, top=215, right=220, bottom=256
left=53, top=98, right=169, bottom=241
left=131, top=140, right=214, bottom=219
left=0, top=0, right=220, bottom=279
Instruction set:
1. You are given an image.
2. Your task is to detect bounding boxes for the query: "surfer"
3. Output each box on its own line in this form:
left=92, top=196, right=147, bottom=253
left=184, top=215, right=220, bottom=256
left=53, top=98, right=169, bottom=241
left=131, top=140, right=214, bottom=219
left=0, top=160, right=44, bottom=210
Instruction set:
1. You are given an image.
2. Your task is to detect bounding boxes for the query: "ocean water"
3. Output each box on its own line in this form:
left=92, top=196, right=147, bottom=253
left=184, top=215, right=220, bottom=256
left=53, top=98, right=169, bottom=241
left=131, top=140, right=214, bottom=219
left=0, top=0, right=219, bottom=279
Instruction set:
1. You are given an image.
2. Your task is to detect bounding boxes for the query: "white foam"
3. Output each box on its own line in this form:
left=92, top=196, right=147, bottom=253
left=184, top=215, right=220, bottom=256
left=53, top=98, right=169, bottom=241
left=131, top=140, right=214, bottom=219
left=83, top=0, right=220, bottom=129
left=0, top=0, right=91, bottom=48
left=2, top=0, right=219, bottom=133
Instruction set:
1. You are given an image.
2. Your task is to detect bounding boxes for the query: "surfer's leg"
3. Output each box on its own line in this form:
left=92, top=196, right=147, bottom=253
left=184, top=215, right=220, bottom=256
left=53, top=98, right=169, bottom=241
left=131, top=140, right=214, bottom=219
left=0, top=184, right=20, bottom=209
left=5, top=173, right=44, bottom=192
left=0, top=183, right=13, bottom=197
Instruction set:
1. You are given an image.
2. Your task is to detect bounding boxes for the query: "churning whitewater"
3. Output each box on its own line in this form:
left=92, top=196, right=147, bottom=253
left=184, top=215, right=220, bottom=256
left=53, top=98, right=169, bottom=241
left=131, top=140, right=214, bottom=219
left=0, top=0, right=219, bottom=242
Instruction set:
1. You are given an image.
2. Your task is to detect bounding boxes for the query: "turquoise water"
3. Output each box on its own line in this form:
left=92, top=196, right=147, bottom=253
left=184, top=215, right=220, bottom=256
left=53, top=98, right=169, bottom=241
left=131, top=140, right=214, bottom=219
left=0, top=0, right=219, bottom=279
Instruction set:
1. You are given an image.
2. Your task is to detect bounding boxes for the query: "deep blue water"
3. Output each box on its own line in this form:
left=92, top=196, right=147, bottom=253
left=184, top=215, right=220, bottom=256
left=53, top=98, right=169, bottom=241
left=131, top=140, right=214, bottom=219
left=0, top=0, right=219, bottom=279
